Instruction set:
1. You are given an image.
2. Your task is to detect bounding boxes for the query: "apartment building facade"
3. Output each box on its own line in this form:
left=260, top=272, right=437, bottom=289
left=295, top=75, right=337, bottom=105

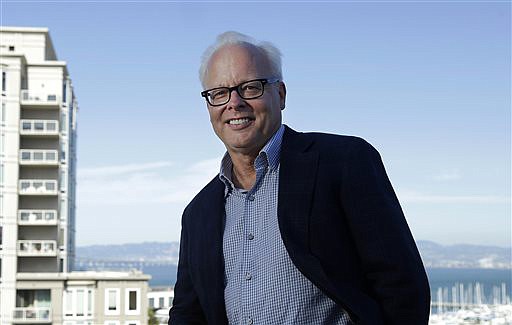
left=0, top=26, right=149, bottom=325
left=147, top=288, right=174, bottom=325
left=16, top=271, right=150, bottom=325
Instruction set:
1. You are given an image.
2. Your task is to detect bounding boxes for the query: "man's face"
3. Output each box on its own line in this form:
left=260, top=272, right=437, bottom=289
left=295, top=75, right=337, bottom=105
left=204, top=44, right=286, bottom=157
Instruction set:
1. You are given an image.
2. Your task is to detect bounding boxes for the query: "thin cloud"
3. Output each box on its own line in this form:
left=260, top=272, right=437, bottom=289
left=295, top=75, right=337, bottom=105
left=77, top=158, right=220, bottom=206
left=398, top=190, right=510, bottom=204
left=79, top=161, right=174, bottom=178
left=157, top=157, right=220, bottom=203
left=433, top=169, right=462, bottom=181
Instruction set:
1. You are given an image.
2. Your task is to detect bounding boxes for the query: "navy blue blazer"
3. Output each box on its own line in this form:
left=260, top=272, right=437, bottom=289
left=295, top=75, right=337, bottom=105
left=170, top=126, right=430, bottom=325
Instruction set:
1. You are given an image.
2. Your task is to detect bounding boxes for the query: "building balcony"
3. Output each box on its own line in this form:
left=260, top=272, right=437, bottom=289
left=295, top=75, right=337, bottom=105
left=18, top=210, right=58, bottom=226
left=17, top=240, right=57, bottom=256
left=19, top=180, right=58, bottom=195
left=13, top=307, right=52, bottom=323
left=20, top=90, right=61, bottom=107
left=20, top=120, right=59, bottom=137
left=19, top=150, right=59, bottom=166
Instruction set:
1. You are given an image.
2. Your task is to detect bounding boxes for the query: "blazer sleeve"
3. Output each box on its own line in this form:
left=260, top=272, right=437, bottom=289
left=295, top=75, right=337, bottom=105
left=169, top=208, right=207, bottom=325
left=340, top=138, right=431, bottom=324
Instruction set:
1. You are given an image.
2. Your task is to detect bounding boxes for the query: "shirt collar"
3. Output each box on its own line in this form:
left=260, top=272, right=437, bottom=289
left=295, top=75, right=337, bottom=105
left=219, top=124, right=285, bottom=188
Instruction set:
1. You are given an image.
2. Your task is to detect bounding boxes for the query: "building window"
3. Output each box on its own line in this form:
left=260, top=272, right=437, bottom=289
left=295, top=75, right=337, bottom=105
left=1, top=102, right=5, bottom=122
left=129, top=291, right=137, bottom=309
left=60, top=170, right=66, bottom=191
left=76, top=289, right=85, bottom=316
left=124, top=322, right=140, bottom=325
left=105, top=288, right=120, bottom=315
left=108, top=290, right=117, bottom=310
left=64, top=287, right=93, bottom=317
left=2, top=71, right=5, bottom=91
left=61, top=142, right=67, bottom=162
left=63, top=81, right=67, bottom=103
left=88, top=289, right=93, bottom=316
left=125, top=288, right=140, bottom=315
left=105, top=322, right=120, bottom=325
left=159, top=297, right=164, bottom=308
left=61, top=112, right=67, bottom=132
left=16, top=289, right=51, bottom=308
left=169, top=296, right=173, bottom=307
left=148, top=297, right=154, bottom=308
left=64, top=289, right=73, bottom=316
left=59, top=228, right=65, bottom=247
left=8, top=46, right=14, bottom=51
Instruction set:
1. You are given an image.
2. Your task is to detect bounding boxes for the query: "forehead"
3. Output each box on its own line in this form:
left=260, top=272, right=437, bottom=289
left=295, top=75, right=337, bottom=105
left=205, top=44, right=270, bottom=88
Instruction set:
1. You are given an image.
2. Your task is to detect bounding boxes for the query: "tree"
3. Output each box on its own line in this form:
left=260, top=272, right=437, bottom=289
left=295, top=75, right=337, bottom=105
left=148, top=307, right=159, bottom=325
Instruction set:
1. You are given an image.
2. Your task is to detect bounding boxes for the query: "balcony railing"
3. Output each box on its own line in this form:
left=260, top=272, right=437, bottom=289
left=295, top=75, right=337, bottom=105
left=20, top=90, right=60, bottom=106
left=13, top=307, right=52, bottom=323
left=19, top=180, right=58, bottom=195
left=20, top=120, right=59, bottom=136
left=18, top=210, right=58, bottom=225
left=18, top=240, right=57, bottom=256
left=19, top=150, right=58, bottom=165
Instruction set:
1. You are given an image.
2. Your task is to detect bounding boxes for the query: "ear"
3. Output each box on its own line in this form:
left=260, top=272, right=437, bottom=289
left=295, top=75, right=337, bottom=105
left=279, top=82, right=287, bottom=110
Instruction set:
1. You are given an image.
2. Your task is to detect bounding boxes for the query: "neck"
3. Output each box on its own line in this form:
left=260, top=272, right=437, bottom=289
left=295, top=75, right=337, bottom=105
left=229, top=151, right=257, bottom=190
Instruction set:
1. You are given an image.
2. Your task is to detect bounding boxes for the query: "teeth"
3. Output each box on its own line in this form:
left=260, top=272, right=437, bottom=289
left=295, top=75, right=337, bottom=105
left=229, top=118, right=250, bottom=125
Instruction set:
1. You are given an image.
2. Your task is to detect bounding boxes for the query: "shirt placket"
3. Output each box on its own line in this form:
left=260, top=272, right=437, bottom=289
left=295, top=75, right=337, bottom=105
left=240, top=159, right=267, bottom=325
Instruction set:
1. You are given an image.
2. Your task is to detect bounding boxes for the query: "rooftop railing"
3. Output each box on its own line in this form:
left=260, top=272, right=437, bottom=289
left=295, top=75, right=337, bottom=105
left=13, top=307, right=52, bottom=323
left=17, top=240, right=57, bottom=256
left=19, top=180, right=58, bottom=195
left=18, top=210, right=58, bottom=225
left=20, top=120, right=59, bottom=136
left=19, top=150, right=58, bottom=165
left=20, top=90, right=60, bottom=106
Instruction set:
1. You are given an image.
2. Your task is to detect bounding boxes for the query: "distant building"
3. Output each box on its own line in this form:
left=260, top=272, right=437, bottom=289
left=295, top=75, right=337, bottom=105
left=0, top=26, right=150, bottom=325
left=17, top=271, right=150, bottom=325
left=148, top=288, right=174, bottom=325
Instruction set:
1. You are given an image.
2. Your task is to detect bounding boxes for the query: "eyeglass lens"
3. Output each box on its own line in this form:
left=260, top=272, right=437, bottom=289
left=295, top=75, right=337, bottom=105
left=208, top=80, right=264, bottom=106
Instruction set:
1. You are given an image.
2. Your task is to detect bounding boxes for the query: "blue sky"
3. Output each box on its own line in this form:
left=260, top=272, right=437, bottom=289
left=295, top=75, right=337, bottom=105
left=3, top=1, right=510, bottom=247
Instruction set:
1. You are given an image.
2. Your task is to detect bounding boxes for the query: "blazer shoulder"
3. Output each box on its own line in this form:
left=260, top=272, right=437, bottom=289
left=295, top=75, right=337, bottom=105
left=183, top=175, right=224, bottom=217
left=298, top=130, right=378, bottom=156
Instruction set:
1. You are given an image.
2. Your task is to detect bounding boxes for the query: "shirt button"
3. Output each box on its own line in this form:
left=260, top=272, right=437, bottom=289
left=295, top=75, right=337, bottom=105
left=247, top=233, right=254, bottom=240
left=245, top=272, right=252, bottom=280
left=248, top=195, right=255, bottom=201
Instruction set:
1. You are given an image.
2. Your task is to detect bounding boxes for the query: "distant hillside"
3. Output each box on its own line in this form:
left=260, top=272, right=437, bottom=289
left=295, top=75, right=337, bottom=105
left=417, top=240, right=511, bottom=269
left=76, top=240, right=511, bottom=269
left=76, top=241, right=180, bottom=264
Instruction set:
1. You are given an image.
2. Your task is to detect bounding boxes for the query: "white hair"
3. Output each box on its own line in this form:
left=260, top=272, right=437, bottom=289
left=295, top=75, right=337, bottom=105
left=199, top=31, right=283, bottom=88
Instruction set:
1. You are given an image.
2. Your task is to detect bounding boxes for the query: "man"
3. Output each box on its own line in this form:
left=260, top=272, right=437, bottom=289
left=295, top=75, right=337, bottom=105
left=169, top=32, right=430, bottom=325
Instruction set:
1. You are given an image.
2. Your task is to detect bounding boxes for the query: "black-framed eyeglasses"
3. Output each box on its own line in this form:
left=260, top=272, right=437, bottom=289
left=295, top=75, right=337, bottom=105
left=201, top=78, right=280, bottom=107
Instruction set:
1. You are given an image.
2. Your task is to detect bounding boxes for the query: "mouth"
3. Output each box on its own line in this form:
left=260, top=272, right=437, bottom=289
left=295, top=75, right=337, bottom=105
left=226, top=117, right=254, bottom=126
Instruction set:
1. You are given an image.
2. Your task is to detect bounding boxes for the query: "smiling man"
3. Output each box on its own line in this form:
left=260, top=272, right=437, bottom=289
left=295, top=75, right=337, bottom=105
left=169, top=32, right=430, bottom=325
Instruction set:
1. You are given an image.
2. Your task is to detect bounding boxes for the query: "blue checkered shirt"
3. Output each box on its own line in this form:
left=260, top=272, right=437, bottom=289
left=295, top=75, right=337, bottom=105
left=219, top=125, right=351, bottom=325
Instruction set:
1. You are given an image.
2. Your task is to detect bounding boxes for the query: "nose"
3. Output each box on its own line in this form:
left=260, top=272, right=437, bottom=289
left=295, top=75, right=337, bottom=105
left=226, top=89, right=244, bottom=110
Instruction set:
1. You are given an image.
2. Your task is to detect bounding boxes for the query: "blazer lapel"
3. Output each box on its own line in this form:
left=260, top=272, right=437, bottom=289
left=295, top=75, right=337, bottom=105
left=194, top=178, right=228, bottom=323
left=277, top=127, right=366, bottom=323
left=278, top=126, right=318, bottom=259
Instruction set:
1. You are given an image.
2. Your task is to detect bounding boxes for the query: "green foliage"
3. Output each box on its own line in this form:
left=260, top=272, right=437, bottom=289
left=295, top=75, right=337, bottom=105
left=148, top=307, right=159, bottom=325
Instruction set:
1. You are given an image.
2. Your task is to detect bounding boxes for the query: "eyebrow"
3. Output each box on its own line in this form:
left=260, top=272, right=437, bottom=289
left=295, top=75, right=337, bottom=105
left=212, top=78, right=265, bottom=89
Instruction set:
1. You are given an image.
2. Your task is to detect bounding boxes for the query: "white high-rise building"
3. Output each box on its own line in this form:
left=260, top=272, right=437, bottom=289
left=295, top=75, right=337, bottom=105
left=0, top=27, right=149, bottom=325
left=0, top=26, right=78, bottom=324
